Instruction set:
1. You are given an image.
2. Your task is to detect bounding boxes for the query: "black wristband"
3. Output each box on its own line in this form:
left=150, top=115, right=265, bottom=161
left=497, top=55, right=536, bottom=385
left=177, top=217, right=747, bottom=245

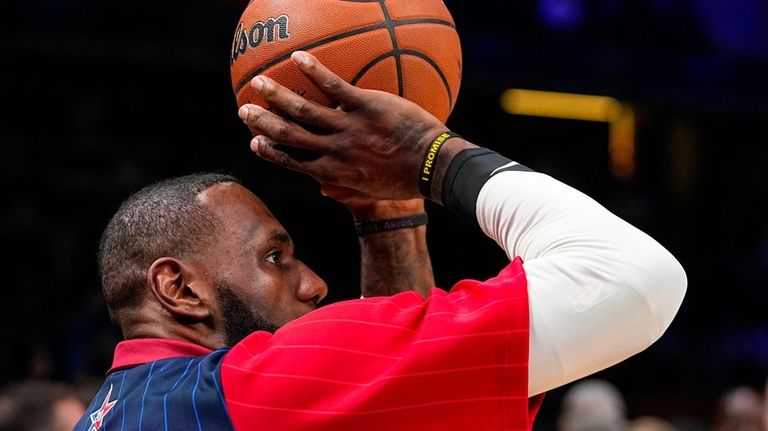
left=418, top=131, right=461, bottom=199
left=442, top=148, right=533, bottom=227
left=355, top=213, right=428, bottom=236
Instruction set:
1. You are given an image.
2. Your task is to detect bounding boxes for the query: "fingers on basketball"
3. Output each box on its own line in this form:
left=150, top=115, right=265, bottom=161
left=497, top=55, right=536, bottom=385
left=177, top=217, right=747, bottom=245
left=230, top=0, right=462, bottom=123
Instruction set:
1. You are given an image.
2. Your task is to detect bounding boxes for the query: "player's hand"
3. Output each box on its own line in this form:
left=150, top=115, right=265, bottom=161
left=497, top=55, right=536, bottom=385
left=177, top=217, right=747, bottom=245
left=316, top=183, right=422, bottom=221
left=238, top=51, right=447, bottom=201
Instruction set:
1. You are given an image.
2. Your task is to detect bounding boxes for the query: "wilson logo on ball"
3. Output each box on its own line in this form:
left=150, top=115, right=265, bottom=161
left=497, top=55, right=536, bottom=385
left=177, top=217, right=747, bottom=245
left=229, top=0, right=463, bottom=123
left=230, top=15, right=291, bottom=65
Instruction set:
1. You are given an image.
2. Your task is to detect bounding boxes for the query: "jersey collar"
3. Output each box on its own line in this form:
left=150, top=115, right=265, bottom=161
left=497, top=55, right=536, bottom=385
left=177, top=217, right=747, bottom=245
left=108, top=338, right=214, bottom=374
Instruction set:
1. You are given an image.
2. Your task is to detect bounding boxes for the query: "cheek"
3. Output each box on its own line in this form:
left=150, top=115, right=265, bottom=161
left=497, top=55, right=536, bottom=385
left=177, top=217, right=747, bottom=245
left=261, top=273, right=311, bottom=324
left=224, top=260, right=308, bottom=325
left=269, top=285, right=304, bottom=322
left=243, top=271, right=299, bottom=320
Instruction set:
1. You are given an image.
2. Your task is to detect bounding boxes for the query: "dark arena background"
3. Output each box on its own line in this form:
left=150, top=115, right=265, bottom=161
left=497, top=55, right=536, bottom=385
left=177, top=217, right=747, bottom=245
left=2, top=1, right=767, bottom=428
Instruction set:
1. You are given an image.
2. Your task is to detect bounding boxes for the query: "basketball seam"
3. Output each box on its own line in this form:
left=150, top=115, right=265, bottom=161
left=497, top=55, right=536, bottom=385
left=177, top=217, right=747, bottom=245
left=350, top=50, right=454, bottom=111
left=400, top=50, right=454, bottom=109
left=233, top=18, right=458, bottom=99
left=376, top=0, right=404, bottom=97
left=393, top=18, right=455, bottom=28
left=350, top=52, right=395, bottom=87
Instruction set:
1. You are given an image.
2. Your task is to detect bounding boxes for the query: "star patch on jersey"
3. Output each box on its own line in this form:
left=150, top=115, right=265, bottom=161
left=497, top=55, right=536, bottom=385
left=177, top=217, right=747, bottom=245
left=89, top=384, right=118, bottom=431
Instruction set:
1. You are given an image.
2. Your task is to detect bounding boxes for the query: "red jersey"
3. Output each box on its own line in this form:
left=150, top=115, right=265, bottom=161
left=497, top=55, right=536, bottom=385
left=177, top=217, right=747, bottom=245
left=222, top=258, right=542, bottom=430
left=77, top=258, right=541, bottom=431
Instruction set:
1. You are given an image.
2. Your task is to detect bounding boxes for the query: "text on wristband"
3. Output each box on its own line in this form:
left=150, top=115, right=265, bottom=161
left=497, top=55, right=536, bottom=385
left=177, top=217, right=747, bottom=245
left=421, top=132, right=451, bottom=181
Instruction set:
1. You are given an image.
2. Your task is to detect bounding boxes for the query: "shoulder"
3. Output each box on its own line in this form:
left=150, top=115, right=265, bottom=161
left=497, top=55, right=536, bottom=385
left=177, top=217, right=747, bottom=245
left=224, top=258, right=528, bottom=361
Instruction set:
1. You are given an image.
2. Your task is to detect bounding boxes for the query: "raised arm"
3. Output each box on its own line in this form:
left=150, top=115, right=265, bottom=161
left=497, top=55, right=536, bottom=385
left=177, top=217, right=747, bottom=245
left=340, top=197, right=434, bottom=298
left=436, top=150, right=687, bottom=395
left=237, top=51, right=687, bottom=396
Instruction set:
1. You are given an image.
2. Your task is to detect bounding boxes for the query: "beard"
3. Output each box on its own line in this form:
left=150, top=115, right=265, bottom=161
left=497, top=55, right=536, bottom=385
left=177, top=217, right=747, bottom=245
left=215, top=281, right=280, bottom=346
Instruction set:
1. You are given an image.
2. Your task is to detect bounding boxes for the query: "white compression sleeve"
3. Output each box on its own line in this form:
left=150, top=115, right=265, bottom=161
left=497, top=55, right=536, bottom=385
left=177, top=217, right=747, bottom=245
left=475, top=170, right=687, bottom=397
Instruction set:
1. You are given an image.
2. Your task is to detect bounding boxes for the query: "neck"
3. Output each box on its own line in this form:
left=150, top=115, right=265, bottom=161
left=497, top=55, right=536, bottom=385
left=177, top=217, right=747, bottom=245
left=119, top=306, right=227, bottom=350
left=123, top=323, right=223, bottom=349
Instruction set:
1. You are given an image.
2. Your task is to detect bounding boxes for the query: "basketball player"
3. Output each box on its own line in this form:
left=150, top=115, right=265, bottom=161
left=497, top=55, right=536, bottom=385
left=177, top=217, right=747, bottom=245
left=75, top=51, right=686, bottom=430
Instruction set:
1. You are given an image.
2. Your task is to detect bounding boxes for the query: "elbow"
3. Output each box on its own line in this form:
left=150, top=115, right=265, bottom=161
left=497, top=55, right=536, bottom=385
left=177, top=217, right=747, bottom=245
left=602, top=246, right=687, bottom=362
left=644, top=248, right=688, bottom=344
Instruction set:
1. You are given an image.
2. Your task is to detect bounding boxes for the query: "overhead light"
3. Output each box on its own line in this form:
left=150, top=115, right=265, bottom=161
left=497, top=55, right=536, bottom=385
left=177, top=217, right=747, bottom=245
left=501, top=89, right=636, bottom=180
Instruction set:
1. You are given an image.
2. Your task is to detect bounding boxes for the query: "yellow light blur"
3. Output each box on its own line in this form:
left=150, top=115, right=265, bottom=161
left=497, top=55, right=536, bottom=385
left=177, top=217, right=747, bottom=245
left=500, top=89, right=636, bottom=180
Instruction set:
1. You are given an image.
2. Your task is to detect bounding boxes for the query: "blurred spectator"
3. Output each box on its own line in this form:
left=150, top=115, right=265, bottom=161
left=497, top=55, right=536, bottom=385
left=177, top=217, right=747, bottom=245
left=0, top=381, right=85, bottom=431
left=713, top=386, right=764, bottom=431
left=558, top=379, right=629, bottom=431
left=763, top=379, right=768, bottom=431
left=631, top=416, right=680, bottom=431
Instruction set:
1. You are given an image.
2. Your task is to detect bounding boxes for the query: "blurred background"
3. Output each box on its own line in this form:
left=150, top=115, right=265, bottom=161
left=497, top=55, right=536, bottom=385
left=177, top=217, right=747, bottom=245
left=1, top=0, right=766, bottom=429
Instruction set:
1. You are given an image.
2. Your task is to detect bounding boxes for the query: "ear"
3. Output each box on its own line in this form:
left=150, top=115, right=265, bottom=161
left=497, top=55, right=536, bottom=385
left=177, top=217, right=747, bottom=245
left=147, top=257, right=212, bottom=322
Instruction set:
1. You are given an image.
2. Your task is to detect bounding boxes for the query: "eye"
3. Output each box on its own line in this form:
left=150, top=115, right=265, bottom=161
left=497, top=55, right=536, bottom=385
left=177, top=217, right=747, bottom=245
left=265, top=250, right=283, bottom=266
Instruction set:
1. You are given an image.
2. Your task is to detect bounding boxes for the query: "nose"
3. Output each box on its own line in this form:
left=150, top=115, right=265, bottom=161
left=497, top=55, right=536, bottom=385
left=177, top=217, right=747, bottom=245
left=297, top=261, right=328, bottom=306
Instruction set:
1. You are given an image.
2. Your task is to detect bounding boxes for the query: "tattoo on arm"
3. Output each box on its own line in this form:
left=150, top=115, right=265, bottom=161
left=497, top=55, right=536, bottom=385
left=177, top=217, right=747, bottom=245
left=359, top=226, right=434, bottom=298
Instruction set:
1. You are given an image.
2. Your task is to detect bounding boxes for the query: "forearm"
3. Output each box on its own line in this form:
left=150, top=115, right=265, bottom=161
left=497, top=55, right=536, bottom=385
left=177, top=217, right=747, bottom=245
left=358, top=226, right=434, bottom=298
left=349, top=200, right=434, bottom=298
left=432, top=145, right=687, bottom=395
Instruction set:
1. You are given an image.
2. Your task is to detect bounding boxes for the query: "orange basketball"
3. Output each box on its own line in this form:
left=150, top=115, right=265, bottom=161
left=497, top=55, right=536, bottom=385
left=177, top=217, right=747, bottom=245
left=230, top=0, right=462, bottom=123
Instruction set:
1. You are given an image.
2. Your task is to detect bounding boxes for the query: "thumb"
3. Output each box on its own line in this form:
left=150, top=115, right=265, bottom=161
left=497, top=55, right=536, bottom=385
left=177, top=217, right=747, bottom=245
left=320, top=184, right=359, bottom=200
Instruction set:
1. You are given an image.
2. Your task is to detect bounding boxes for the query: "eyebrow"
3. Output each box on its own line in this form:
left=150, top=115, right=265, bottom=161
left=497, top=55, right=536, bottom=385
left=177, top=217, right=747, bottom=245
left=268, top=230, right=292, bottom=246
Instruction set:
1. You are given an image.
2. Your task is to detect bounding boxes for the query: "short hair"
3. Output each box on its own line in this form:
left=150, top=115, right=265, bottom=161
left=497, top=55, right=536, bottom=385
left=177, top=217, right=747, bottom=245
left=98, top=173, right=240, bottom=325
